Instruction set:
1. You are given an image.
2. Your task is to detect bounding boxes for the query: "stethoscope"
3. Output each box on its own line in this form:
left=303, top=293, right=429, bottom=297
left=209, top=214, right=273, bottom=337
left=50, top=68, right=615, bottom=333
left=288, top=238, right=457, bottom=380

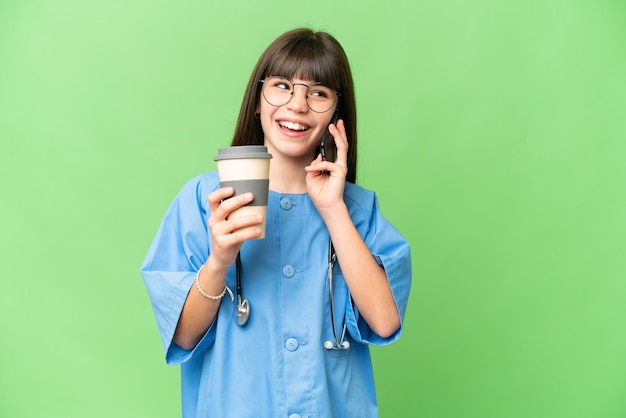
left=232, top=238, right=350, bottom=350
left=231, top=130, right=348, bottom=349
left=323, top=238, right=350, bottom=350
left=234, top=252, right=250, bottom=326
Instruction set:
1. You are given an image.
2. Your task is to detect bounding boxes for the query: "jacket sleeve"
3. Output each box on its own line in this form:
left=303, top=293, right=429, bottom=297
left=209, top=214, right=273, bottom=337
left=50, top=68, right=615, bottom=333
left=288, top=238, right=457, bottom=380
left=140, top=173, right=220, bottom=364
left=343, top=187, right=412, bottom=346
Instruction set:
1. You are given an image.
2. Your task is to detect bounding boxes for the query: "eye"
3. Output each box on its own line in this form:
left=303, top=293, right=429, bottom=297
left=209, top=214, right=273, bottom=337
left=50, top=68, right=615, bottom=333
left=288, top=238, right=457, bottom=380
left=269, top=77, right=292, bottom=91
left=309, top=85, right=333, bottom=99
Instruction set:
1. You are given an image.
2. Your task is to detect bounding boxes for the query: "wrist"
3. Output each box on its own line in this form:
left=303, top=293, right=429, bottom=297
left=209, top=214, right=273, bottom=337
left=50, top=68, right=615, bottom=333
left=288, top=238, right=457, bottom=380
left=196, top=255, right=228, bottom=286
left=204, top=252, right=233, bottom=276
left=317, top=202, right=349, bottom=226
left=195, top=264, right=234, bottom=301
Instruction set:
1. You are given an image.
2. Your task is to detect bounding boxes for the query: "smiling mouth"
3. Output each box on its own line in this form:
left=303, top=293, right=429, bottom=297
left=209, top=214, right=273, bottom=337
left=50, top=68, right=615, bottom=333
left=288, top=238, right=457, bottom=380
left=278, top=120, right=310, bottom=131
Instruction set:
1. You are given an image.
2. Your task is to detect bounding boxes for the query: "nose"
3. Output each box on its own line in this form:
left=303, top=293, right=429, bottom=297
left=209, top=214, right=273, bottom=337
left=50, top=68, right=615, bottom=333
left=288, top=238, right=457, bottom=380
left=286, top=84, right=309, bottom=112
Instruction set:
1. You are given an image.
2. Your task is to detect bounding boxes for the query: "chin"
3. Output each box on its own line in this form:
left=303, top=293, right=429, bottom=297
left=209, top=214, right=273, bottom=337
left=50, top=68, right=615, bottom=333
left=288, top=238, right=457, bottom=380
left=266, top=138, right=320, bottom=158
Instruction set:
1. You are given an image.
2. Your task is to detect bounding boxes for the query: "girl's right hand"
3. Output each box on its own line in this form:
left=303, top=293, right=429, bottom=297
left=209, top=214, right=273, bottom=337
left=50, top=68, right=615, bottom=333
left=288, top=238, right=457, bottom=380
left=207, top=187, right=263, bottom=270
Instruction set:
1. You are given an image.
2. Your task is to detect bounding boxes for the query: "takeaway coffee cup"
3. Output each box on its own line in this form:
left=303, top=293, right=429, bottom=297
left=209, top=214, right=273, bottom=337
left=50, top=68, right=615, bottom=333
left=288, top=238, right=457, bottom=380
left=214, top=145, right=273, bottom=239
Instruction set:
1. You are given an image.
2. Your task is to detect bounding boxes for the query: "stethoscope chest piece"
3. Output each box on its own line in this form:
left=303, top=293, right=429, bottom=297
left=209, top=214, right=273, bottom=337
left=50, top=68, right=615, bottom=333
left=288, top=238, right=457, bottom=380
left=236, top=296, right=250, bottom=326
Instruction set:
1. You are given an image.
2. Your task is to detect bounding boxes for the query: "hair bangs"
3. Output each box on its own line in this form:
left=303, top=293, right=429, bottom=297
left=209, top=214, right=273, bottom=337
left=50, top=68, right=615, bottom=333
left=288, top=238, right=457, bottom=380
left=264, top=41, right=343, bottom=92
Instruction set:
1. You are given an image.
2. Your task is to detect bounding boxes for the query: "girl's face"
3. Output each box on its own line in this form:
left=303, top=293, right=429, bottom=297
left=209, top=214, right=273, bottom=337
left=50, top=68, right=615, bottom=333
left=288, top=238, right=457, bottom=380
left=257, top=77, right=337, bottom=162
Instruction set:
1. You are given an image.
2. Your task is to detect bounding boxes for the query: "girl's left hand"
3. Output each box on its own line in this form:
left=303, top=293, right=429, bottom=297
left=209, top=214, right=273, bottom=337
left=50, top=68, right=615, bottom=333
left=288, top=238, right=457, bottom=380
left=304, top=119, right=348, bottom=211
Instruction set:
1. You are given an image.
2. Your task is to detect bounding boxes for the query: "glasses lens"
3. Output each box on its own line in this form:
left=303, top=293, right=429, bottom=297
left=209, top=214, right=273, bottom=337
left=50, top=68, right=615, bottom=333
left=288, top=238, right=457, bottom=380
left=262, top=77, right=293, bottom=107
left=262, top=77, right=337, bottom=113
left=306, top=84, right=337, bottom=113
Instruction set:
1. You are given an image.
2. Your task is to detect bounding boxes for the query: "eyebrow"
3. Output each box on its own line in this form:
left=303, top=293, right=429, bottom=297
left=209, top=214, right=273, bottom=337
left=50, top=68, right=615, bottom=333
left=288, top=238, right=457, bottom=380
left=270, top=76, right=327, bottom=86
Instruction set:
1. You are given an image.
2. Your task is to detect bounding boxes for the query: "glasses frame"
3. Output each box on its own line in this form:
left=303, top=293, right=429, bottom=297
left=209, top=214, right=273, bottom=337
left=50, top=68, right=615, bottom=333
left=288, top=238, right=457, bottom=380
left=259, top=76, right=340, bottom=113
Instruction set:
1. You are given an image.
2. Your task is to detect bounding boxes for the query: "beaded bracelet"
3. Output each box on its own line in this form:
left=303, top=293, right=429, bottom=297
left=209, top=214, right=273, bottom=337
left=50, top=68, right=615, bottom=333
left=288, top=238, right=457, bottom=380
left=195, top=264, right=234, bottom=301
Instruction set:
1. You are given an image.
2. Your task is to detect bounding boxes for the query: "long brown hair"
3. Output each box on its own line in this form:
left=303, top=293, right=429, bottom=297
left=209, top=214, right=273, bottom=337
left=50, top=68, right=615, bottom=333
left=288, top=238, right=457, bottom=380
left=231, top=28, right=358, bottom=183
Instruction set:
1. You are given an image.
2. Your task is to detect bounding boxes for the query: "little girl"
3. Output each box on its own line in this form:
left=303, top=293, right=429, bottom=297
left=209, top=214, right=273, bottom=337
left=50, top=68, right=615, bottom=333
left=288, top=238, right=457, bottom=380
left=141, top=27, right=412, bottom=418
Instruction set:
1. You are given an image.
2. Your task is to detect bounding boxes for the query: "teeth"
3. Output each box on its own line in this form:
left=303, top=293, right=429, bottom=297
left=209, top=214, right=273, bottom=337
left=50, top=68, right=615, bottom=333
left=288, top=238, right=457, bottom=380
left=279, top=121, right=308, bottom=131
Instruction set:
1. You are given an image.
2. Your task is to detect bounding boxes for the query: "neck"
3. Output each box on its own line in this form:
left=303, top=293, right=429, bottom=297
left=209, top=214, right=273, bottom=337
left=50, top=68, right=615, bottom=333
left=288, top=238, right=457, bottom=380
left=268, top=155, right=309, bottom=194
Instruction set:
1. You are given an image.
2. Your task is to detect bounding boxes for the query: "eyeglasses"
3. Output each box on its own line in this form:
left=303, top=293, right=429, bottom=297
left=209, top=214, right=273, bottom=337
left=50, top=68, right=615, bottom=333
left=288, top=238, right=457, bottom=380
left=259, top=76, right=339, bottom=113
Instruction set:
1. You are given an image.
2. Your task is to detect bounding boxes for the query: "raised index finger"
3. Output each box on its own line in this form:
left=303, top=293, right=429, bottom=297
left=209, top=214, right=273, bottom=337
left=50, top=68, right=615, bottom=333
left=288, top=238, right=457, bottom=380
left=329, top=119, right=348, bottom=166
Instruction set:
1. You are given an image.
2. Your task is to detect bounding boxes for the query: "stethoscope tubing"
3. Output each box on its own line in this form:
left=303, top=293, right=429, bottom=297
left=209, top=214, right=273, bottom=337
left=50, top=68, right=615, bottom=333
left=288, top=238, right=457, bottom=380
left=326, top=238, right=350, bottom=350
left=235, top=252, right=250, bottom=326
left=234, top=239, right=349, bottom=350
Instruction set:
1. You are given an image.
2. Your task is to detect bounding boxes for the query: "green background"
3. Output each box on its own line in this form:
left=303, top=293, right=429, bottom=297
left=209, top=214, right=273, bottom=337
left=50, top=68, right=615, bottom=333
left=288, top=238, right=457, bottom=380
left=1, top=0, right=625, bottom=417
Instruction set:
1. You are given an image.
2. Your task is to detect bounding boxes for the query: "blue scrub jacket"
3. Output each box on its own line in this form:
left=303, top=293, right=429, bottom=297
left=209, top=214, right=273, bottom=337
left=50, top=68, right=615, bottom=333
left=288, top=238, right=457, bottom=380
left=141, top=171, right=411, bottom=418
